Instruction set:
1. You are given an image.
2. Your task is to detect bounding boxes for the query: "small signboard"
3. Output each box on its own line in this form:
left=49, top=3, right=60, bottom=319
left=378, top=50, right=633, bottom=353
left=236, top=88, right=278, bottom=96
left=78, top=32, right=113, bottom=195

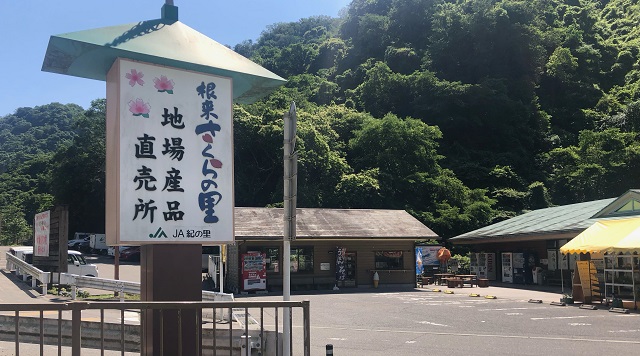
left=34, top=211, right=50, bottom=257
left=336, top=247, right=347, bottom=281
left=573, top=260, right=601, bottom=303
left=106, top=58, right=234, bottom=245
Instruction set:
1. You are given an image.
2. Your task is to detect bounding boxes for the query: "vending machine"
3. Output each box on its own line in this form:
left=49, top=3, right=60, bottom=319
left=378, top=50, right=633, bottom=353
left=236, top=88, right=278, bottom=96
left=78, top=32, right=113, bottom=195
left=501, top=252, right=513, bottom=283
left=470, top=252, right=497, bottom=280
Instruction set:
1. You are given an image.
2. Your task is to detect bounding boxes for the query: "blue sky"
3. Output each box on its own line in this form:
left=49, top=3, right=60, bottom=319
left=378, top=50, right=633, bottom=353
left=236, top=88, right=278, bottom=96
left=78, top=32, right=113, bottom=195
left=0, top=0, right=350, bottom=116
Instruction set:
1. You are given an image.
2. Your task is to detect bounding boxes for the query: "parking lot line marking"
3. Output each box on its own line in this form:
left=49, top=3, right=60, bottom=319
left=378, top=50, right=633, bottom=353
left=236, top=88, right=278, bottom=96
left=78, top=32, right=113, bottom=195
left=310, top=325, right=640, bottom=344
left=530, top=315, right=605, bottom=320
left=417, top=321, right=450, bottom=327
left=478, top=307, right=541, bottom=311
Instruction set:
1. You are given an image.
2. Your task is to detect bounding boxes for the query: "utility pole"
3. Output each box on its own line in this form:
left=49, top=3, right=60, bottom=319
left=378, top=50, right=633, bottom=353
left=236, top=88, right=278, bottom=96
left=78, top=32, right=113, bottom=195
left=283, top=102, right=297, bottom=355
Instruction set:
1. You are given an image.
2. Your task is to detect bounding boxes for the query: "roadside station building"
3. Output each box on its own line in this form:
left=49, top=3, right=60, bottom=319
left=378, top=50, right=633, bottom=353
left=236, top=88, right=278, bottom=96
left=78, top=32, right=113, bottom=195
left=226, top=208, right=439, bottom=293
left=450, top=189, right=640, bottom=285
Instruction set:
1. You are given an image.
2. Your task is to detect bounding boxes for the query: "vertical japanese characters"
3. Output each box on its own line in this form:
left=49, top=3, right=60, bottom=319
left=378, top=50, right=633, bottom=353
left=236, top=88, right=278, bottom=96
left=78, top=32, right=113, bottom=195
left=114, top=60, right=234, bottom=242
left=196, top=81, right=223, bottom=224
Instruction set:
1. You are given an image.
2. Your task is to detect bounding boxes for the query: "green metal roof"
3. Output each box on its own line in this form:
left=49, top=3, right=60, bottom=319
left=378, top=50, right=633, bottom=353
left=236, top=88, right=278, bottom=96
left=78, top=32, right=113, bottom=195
left=450, top=198, right=616, bottom=243
left=41, top=5, right=285, bottom=104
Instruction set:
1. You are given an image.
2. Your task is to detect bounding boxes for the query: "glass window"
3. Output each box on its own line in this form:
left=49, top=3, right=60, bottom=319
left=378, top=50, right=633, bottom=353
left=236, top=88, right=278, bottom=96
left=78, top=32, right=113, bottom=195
left=617, top=200, right=640, bottom=213
left=265, top=248, right=280, bottom=273
left=375, top=251, right=404, bottom=270
left=291, top=247, right=314, bottom=273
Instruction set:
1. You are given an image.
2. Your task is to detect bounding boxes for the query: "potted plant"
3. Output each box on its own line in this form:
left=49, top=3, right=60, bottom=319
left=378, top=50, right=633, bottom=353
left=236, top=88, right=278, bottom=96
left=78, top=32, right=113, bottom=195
left=561, top=294, right=574, bottom=304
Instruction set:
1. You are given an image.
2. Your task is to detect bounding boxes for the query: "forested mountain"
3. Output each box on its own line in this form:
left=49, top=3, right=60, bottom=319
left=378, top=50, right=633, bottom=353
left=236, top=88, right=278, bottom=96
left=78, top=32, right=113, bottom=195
left=2, top=0, right=640, bottom=245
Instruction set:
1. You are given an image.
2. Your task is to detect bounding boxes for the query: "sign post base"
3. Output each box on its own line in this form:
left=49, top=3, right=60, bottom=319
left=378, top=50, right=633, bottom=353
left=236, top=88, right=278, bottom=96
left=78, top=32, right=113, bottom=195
left=141, top=244, right=202, bottom=356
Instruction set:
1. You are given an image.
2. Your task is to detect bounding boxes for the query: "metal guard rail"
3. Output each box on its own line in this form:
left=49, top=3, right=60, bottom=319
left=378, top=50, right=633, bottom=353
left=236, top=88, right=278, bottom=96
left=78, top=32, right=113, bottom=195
left=60, top=273, right=234, bottom=302
left=0, top=300, right=312, bottom=356
left=5, top=253, right=50, bottom=295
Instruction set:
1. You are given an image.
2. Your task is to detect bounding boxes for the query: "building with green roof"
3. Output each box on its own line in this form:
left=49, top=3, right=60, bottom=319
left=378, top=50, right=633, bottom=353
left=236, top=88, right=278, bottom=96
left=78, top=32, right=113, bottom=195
left=449, top=189, right=640, bottom=284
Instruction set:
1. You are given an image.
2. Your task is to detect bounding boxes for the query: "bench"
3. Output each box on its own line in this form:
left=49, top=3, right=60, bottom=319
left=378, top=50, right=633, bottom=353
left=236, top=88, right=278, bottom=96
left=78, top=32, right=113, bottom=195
left=444, top=278, right=464, bottom=288
left=419, top=277, right=433, bottom=287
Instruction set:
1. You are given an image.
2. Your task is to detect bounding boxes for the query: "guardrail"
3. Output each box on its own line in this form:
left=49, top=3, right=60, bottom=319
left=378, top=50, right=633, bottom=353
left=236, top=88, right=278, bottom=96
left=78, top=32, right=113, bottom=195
left=60, top=273, right=234, bottom=302
left=5, top=253, right=50, bottom=295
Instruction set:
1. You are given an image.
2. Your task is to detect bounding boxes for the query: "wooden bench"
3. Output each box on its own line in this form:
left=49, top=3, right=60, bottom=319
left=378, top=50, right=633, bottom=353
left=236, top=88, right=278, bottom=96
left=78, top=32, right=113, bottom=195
left=419, top=277, right=433, bottom=287
left=444, top=278, right=464, bottom=288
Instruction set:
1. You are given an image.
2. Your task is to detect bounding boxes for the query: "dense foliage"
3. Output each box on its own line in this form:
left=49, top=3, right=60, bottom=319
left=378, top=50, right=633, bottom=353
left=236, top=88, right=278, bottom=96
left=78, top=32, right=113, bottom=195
left=2, top=0, right=640, bottom=245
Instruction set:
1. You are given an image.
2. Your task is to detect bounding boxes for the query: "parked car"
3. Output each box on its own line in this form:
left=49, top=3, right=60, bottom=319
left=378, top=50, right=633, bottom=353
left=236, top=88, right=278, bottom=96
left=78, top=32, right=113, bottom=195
left=65, top=251, right=99, bottom=277
left=107, top=246, right=133, bottom=258
left=68, top=234, right=90, bottom=251
left=15, top=247, right=98, bottom=277
left=119, top=246, right=140, bottom=261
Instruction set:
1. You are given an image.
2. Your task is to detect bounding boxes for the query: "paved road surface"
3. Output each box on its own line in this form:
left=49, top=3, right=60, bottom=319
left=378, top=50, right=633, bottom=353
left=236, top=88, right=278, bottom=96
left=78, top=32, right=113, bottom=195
left=3, top=246, right=640, bottom=355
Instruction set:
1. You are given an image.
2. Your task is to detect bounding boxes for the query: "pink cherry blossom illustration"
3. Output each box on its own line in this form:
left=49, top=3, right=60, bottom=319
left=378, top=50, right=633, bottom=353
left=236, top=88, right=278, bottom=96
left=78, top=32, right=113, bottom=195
left=202, top=133, right=213, bottom=143
left=128, top=99, right=151, bottom=118
left=153, top=75, right=175, bottom=94
left=125, top=69, right=145, bottom=87
left=210, top=158, right=223, bottom=169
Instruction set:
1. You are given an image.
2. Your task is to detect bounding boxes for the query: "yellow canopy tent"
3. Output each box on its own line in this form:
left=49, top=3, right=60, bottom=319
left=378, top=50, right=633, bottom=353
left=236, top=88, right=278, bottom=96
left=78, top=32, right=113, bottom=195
left=560, top=217, right=640, bottom=254
left=560, top=218, right=640, bottom=306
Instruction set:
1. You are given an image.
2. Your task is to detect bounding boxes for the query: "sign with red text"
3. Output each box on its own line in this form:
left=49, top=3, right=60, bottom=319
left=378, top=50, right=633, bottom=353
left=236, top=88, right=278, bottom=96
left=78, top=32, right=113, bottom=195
left=106, top=58, right=234, bottom=244
left=34, top=210, right=50, bottom=257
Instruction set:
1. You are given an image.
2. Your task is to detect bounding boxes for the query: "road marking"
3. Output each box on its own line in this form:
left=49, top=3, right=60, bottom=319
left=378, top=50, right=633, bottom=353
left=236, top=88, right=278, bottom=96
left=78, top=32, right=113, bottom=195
left=568, top=323, right=591, bottom=326
left=609, top=329, right=640, bottom=333
left=479, top=307, right=541, bottom=311
left=531, top=315, right=605, bottom=320
left=405, top=340, right=416, bottom=344
left=506, top=313, right=523, bottom=316
left=310, top=325, right=640, bottom=344
left=328, top=337, right=347, bottom=341
left=417, top=321, right=449, bottom=327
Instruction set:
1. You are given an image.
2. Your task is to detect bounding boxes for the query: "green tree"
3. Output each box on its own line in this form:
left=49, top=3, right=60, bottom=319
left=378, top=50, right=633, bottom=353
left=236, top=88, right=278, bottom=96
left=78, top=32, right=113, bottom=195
left=49, top=100, right=106, bottom=235
left=544, top=128, right=640, bottom=203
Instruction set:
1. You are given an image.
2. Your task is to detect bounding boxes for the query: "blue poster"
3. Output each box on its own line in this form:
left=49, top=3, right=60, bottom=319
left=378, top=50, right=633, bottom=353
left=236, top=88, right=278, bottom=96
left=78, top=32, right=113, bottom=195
left=415, top=247, right=424, bottom=275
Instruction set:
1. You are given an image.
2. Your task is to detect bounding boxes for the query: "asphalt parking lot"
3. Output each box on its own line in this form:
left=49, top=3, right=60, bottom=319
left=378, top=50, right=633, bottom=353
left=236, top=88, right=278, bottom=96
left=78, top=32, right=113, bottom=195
left=2, top=248, right=640, bottom=355
left=244, top=287, right=640, bottom=355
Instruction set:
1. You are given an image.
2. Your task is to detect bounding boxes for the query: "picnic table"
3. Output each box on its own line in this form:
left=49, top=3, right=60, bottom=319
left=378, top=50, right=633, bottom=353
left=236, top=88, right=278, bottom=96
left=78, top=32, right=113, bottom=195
left=434, top=273, right=454, bottom=285
left=455, top=274, right=478, bottom=287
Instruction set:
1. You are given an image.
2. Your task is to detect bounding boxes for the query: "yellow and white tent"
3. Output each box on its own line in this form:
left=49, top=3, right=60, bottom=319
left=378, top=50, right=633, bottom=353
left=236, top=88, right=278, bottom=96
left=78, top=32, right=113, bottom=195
left=560, top=217, right=640, bottom=254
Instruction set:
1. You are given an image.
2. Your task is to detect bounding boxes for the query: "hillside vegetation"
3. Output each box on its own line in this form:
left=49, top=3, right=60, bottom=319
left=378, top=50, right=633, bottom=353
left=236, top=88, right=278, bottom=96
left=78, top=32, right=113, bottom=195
left=2, top=0, right=640, bottom=245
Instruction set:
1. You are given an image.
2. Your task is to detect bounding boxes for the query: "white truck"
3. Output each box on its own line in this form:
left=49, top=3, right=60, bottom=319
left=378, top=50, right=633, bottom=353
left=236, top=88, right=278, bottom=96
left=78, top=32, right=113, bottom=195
left=10, top=247, right=99, bottom=279
left=89, top=234, right=108, bottom=255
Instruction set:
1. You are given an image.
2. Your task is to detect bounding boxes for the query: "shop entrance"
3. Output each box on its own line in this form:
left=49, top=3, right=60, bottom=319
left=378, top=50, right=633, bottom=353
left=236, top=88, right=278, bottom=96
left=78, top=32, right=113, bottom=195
left=338, top=252, right=357, bottom=287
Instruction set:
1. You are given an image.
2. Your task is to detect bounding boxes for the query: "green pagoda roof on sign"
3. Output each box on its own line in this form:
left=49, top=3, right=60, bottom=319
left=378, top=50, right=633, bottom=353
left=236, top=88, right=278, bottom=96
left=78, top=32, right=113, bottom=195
left=42, top=4, right=285, bottom=104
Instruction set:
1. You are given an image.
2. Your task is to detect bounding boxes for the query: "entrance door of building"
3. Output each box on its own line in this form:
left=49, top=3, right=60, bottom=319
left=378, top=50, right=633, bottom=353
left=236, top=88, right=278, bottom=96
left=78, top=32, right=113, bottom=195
left=339, top=252, right=357, bottom=287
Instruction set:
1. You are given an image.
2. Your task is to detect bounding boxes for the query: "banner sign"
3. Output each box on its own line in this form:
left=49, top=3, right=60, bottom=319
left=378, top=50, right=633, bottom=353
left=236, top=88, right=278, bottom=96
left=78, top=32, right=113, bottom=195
left=34, top=210, right=50, bottom=257
left=336, top=247, right=347, bottom=281
left=106, top=58, right=234, bottom=244
left=242, top=252, right=266, bottom=291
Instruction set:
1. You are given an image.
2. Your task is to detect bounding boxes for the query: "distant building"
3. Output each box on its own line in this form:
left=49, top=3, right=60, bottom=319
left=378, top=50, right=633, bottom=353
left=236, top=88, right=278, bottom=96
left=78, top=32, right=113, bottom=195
left=450, top=189, right=640, bottom=285
left=226, top=208, right=439, bottom=293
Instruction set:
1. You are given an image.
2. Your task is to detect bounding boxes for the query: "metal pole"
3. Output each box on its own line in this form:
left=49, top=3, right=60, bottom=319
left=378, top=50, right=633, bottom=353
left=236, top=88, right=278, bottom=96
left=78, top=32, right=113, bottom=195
left=326, top=344, right=333, bottom=356
left=219, top=251, right=224, bottom=294
left=283, top=102, right=297, bottom=356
